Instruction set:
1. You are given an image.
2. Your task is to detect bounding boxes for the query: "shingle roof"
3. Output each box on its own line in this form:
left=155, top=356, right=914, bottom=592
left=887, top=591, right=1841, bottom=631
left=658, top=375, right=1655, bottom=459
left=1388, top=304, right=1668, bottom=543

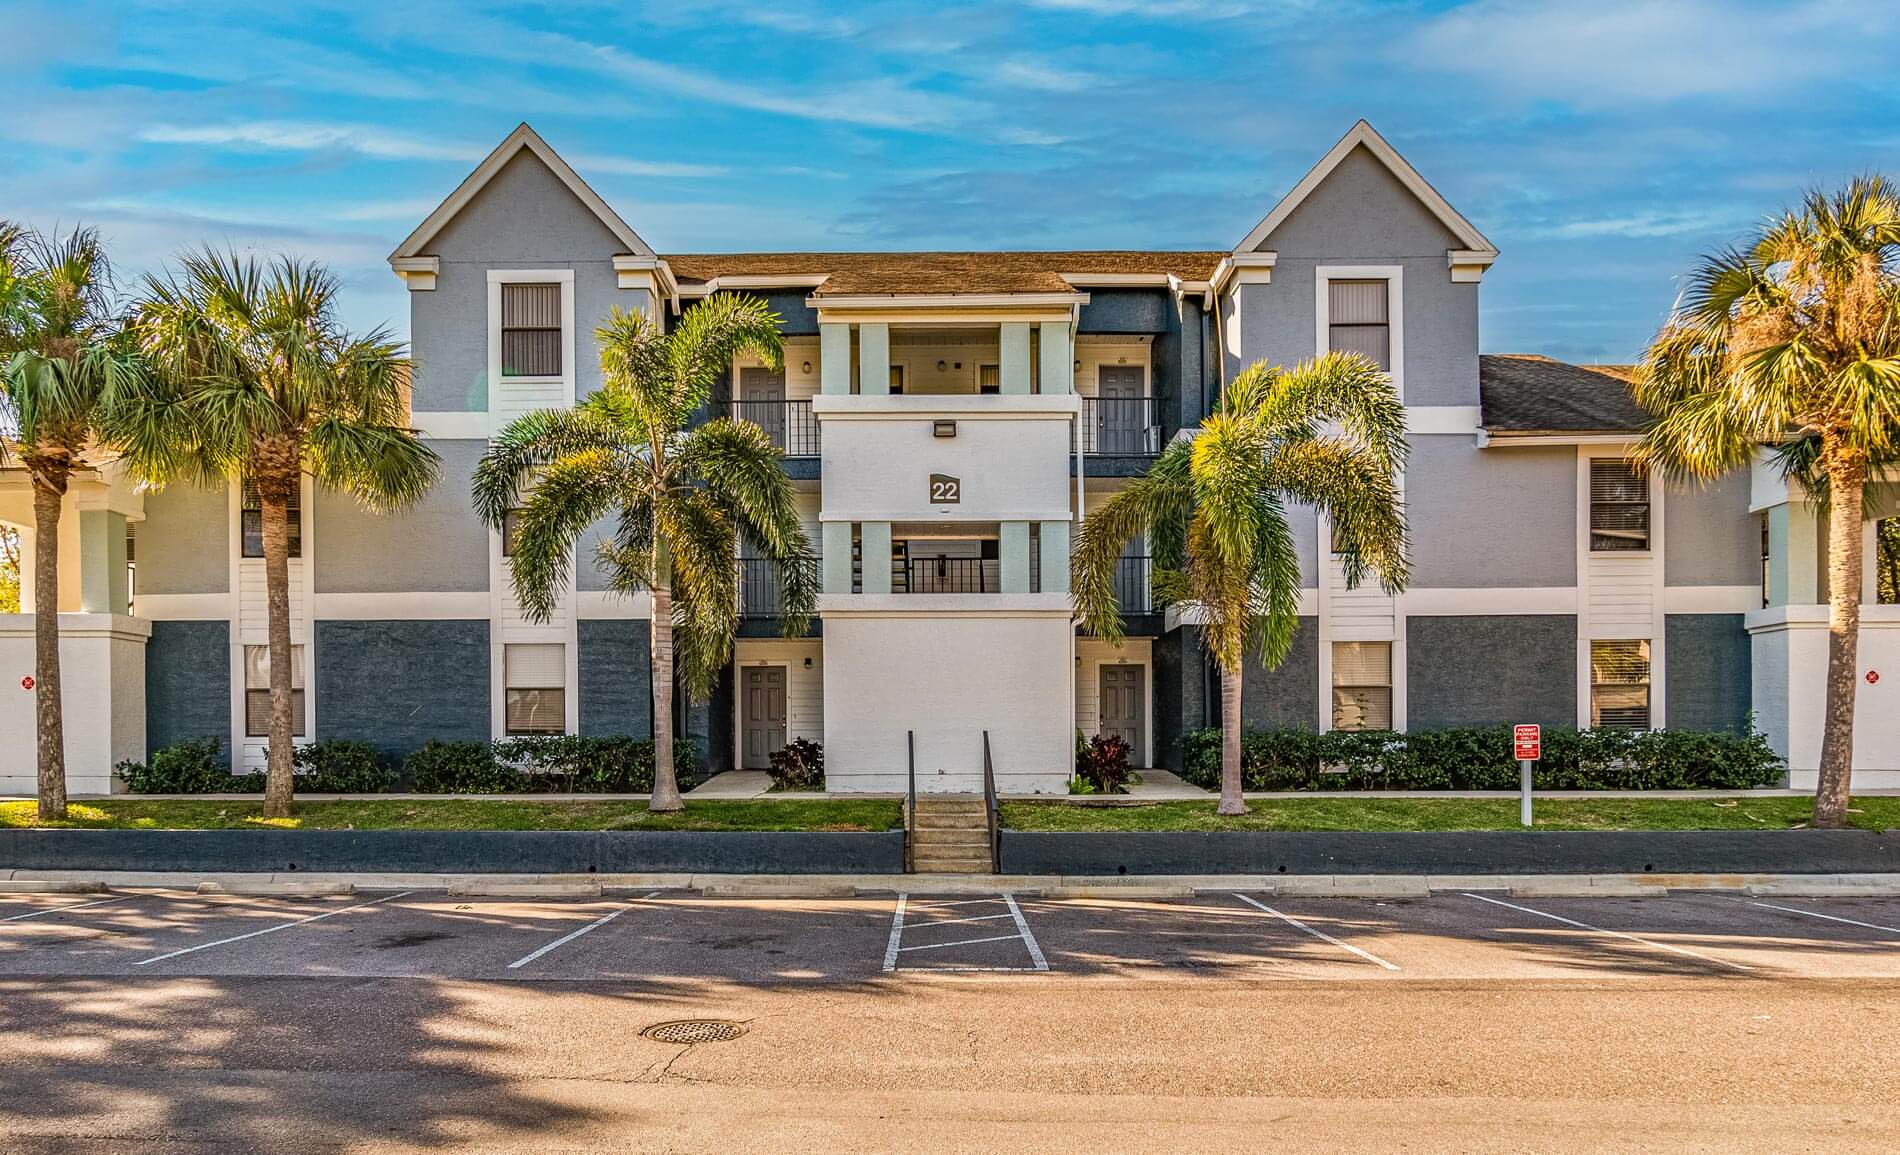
left=661, top=251, right=1227, bottom=297
left=1479, top=354, right=1650, bottom=433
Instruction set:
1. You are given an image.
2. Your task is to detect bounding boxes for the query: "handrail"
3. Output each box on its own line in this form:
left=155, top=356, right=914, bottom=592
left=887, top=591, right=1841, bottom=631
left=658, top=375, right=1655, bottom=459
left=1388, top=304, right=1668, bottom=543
left=905, top=730, right=917, bottom=874
left=981, top=730, right=999, bottom=874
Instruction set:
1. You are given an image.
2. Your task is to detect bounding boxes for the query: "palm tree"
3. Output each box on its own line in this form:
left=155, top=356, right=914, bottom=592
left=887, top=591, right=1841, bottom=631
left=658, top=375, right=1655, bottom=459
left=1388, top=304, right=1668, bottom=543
left=1632, top=177, right=1900, bottom=829
left=116, top=249, right=440, bottom=819
left=1072, top=352, right=1409, bottom=814
left=0, top=225, right=144, bottom=820
left=473, top=294, right=816, bottom=812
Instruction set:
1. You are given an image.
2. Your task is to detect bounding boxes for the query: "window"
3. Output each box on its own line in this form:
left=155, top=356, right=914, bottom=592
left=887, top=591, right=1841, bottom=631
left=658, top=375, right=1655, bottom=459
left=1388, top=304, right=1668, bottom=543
left=502, top=509, right=525, bottom=558
left=1327, top=280, right=1389, bottom=370
left=240, top=481, right=302, bottom=559
left=1761, top=515, right=1772, bottom=608
left=1590, top=640, right=1651, bottom=730
left=244, top=645, right=306, bottom=738
left=978, top=364, right=1000, bottom=395
left=125, top=522, right=136, bottom=601
left=504, top=643, right=566, bottom=735
left=888, top=364, right=906, bottom=395
left=500, top=282, right=563, bottom=377
left=1589, top=460, right=1650, bottom=551
left=1331, top=641, right=1392, bottom=731
left=1878, top=518, right=1900, bottom=605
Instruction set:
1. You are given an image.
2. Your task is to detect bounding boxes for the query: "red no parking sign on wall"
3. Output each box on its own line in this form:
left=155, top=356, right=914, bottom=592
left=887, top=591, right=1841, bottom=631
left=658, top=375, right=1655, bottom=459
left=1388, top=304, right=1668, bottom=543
left=1513, top=724, right=1541, bottom=762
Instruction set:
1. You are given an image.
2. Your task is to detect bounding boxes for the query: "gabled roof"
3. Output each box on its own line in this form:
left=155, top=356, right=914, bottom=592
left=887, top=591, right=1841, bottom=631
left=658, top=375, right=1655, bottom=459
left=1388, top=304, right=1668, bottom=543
left=1479, top=355, right=1649, bottom=434
left=388, top=123, right=655, bottom=262
left=664, top=251, right=1226, bottom=297
left=1234, top=120, right=1498, bottom=257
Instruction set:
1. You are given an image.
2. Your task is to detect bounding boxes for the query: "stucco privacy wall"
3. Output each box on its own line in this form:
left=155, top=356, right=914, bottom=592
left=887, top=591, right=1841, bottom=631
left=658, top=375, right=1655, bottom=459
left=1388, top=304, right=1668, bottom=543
left=145, top=619, right=229, bottom=755
left=1406, top=615, right=1578, bottom=729
left=1409, top=441, right=1577, bottom=588
left=1665, top=614, right=1751, bottom=732
left=135, top=483, right=228, bottom=595
left=1664, top=473, right=1760, bottom=587
left=313, top=440, right=490, bottom=593
left=1232, top=145, right=1478, bottom=408
left=409, top=150, right=649, bottom=412
left=822, top=613, right=1073, bottom=792
left=315, top=620, right=490, bottom=760
left=578, top=619, right=652, bottom=737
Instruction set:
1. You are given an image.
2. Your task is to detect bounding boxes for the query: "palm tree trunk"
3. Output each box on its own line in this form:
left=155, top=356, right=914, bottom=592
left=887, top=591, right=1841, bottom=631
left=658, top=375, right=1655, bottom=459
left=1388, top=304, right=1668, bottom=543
left=260, top=485, right=296, bottom=819
left=1814, top=450, right=1867, bottom=829
left=1218, top=663, right=1247, bottom=815
left=31, top=473, right=67, bottom=821
left=649, top=582, right=683, bottom=812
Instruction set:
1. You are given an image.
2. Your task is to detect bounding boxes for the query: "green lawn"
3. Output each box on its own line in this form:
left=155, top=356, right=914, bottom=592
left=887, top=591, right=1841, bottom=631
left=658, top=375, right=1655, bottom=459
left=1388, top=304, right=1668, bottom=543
left=0, top=798, right=904, bottom=833
left=1001, top=796, right=1900, bottom=833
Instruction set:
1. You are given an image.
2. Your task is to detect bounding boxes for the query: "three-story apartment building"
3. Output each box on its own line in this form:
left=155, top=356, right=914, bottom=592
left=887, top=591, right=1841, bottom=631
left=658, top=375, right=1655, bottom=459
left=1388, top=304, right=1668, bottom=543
left=4, top=119, right=1882, bottom=794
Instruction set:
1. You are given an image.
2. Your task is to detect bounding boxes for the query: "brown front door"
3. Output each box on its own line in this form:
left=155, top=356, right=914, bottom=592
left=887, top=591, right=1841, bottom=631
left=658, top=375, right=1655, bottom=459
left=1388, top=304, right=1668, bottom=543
left=1098, top=664, right=1145, bottom=763
left=742, top=666, right=787, bottom=769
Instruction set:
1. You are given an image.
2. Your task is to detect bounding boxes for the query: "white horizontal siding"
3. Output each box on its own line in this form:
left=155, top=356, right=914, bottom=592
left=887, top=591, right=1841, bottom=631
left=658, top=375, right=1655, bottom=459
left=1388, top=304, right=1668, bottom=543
left=495, top=378, right=566, bottom=420
left=735, top=640, right=823, bottom=745
left=238, top=558, right=305, bottom=645
left=1074, top=337, right=1152, bottom=400
left=1586, top=553, right=1656, bottom=636
left=1327, top=556, right=1396, bottom=641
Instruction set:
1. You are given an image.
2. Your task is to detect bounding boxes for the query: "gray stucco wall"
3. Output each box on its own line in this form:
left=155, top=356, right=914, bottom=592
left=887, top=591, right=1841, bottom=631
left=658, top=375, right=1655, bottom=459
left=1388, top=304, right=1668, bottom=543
left=1078, top=289, right=1171, bottom=335
left=313, top=440, right=490, bottom=593
left=315, top=619, right=490, bottom=759
left=1240, top=618, right=1319, bottom=728
left=1153, top=625, right=1209, bottom=770
left=1407, top=615, right=1577, bottom=729
left=146, top=619, right=230, bottom=756
left=1232, top=145, right=1480, bottom=409
left=1665, top=614, right=1751, bottom=732
left=1664, top=473, right=1759, bottom=587
left=409, top=150, right=649, bottom=412
left=136, top=483, right=228, bottom=595
left=577, top=619, right=652, bottom=737
left=1407, top=440, right=1578, bottom=588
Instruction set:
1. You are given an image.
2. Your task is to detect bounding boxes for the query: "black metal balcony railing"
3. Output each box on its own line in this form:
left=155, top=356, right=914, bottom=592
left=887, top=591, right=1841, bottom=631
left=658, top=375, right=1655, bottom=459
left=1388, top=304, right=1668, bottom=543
left=900, top=556, right=1001, bottom=594
left=1080, top=396, right=1161, bottom=455
left=1111, top=555, right=1154, bottom=614
left=739, top=557, right=785, bottom=616
left=724, top=399, right=819, bottom=456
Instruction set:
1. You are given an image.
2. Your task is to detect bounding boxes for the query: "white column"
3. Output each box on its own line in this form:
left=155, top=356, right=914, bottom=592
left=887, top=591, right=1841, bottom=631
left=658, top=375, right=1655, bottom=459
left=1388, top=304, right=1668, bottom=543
left=820, top=323, right=852, bottom=395
left=1000, top=323, right=1032, bottom=395
left=1038, top=321, right=1073, bottom=395
left=822, top=522, right=855, bottom=594
left=1000, top=522, right=1032, bottom=593
left=860, top=521, right=892, bottom=594
left=859, top=323, right=890, bottom=396
left=1038, top=520, right=1070, bottom=595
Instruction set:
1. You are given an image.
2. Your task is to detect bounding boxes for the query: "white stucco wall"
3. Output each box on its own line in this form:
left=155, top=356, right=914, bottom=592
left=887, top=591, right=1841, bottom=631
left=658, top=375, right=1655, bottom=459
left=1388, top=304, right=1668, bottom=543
left=820, top=608, right=1073, bottom=793
left=1750, top=607, right=1900, bottom=787
left=0, top=613, right=149, bottom=795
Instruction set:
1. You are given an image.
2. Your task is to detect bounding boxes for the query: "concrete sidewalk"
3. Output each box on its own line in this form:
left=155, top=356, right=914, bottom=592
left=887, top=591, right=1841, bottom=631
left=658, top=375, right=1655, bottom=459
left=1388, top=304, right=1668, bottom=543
left=5, top=869, right=1897, bottom=898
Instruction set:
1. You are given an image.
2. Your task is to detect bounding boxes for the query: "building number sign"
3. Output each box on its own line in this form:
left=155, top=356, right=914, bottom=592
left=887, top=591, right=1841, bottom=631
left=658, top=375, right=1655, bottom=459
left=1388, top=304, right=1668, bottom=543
left=929, top=474, right=961, bottom=503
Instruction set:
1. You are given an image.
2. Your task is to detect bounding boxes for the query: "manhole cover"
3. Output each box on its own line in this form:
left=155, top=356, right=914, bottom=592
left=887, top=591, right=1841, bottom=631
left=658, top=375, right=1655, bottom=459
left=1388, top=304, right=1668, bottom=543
left=642, top=1019, right=747, bottom=1045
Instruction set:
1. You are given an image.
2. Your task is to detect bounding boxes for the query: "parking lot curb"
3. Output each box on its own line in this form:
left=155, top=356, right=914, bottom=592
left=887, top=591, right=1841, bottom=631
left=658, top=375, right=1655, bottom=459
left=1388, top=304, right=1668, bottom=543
left=445, top=880, right=604, bottom=898
left=0, top=879, right=107, bottom=894
left=196, top=881, right=355, bottom=897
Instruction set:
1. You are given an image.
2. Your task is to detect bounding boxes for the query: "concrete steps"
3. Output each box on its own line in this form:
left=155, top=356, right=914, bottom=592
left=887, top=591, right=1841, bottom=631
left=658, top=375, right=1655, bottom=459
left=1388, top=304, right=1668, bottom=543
left=910, top=794, right=995, bottom=874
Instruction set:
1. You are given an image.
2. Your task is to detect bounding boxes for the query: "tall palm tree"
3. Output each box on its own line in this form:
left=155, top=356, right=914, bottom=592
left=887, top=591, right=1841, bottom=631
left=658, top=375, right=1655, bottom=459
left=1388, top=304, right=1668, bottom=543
left=473, top=294, right=816, bottom=812
left=115, top=249, right=439, bottom=819
left=1073, top=352, right=1409, bottom=814
left=1632, top=176, right=1900, bottom=829
left=0, top=225, right=144, bottom=820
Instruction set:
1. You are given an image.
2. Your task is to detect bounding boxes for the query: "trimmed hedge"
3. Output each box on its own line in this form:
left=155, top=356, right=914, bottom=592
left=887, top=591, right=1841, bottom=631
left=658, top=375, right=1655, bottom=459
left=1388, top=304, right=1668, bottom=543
left=121, top=735, right=694, bottom=795
left=1180, top=725, right=1784, bottom=792
left=402, top=736, right=701, bottom=794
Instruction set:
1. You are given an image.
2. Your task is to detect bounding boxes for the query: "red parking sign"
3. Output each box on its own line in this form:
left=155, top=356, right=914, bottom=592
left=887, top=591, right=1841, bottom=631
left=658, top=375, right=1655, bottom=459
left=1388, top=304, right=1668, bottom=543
left=1513, top=724, right=1541, bottom=761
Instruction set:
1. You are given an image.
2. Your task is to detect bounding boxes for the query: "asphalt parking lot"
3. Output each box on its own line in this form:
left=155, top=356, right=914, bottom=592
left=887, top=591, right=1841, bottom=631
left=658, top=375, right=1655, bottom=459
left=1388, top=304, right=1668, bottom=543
left=2, top=886, right=1897, bottom=982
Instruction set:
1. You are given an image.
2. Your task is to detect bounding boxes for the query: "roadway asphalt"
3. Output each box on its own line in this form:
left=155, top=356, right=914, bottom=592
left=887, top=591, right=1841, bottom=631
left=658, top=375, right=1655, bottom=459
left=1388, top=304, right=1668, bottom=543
left=1, top=888, right=1897, bottom=1152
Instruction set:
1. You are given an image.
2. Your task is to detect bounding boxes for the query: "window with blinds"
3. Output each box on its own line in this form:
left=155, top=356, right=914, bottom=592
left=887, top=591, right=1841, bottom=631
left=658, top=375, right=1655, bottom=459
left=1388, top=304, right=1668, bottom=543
left=1590, top=640, right=1651, bottom=730
left=244, top=644, right=306, bottom=737
left=504, top=643, right=566, bottom=735
left=240, top=481, right=302, bottom=559
left=1331, top=641, right=1392, bottom=731
left=1327, top=279, right=1389, bottom=370
left=978, top=364, right=1000, bottom=395
left=1589, top=460, right=1649, bottom=551
left=500, top=283, right=563, bottom=377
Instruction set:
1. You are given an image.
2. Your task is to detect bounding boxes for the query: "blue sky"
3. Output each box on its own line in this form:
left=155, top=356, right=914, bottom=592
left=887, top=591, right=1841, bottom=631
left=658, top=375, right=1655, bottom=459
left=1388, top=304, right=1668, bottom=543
left=4, top=0, right=1896, bottom=363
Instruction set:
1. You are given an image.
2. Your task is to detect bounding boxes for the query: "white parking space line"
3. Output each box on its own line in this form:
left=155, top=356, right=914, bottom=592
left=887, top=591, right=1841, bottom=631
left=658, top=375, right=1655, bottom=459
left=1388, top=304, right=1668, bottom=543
left=1004, top=893, right=1049, bottom=971
left=1231, top=894, right=1400, bottom=971
left=882, top=894, right=909, bottom=973
left=896, top=932, right=1026, bottom=954
left=905, top=898, right=1005, bottom=910
left=1463, top=893, right=1752, bottom=972
left=0, top=895, right=131, bottom=923
left=506, top=892, right=662, bottom=970
left=1742, top=900, right=1900, bottom=936
left=906, top=911, right=1017, bottom=928
left=133, top=891, right=414, bottom=966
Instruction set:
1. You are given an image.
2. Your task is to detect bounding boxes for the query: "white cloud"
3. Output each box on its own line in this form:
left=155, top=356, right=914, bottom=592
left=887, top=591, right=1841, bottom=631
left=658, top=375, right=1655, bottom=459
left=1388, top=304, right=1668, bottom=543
left=987, top=57, right=1103, bottom=94
left=1519, top=209, right=1742, bottom=241
left=140, top=122, right=482, bottom=163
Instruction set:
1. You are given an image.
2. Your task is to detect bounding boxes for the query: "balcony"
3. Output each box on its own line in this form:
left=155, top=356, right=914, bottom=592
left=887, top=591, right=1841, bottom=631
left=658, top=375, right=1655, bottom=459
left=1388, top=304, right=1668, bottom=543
left=1110, top=555, right=1153, bottom=614
left=899, top=555, right=1001, bottom=594
left=723, top=399, right=819, bottom=457
left=1080, top=396, right=1161, bottom=456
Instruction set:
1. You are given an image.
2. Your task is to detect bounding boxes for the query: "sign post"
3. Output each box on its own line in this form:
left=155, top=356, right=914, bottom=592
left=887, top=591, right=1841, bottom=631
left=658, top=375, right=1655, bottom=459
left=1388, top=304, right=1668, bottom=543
left=1513, top=724, right=1541, bottom=827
